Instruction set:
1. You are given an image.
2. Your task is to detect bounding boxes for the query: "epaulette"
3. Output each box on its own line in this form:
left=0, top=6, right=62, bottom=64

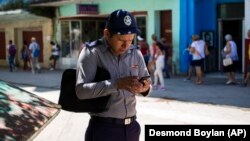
left=130, top=44, right=139, bottom=50
left=85, top=39, right=103, bottom=49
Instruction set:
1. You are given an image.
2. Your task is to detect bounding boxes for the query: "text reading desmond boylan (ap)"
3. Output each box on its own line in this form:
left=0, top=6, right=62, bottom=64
left=149, top=129, right=225, bottom=138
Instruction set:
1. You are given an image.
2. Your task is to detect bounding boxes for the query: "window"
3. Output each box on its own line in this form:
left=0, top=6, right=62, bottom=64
left=61, top=20, right=81, bottom=57
left=82, top=20, right=106, bottom=43
left=61, top=21, right=70, bottom=57
left=136, top=16, right=147, bottom=39
left=61, top=19, right=105, bottom=58
left=71, top=21, right=81, bottom=56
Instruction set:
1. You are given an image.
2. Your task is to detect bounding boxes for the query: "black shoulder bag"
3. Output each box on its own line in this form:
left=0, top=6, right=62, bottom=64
left=58, top=67, right=111, bottom=113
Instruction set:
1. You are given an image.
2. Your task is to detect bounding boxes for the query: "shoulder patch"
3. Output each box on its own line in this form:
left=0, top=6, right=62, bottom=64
left=130, top=44, right=139, bottom=50
left=86, top=39, right=103, bottom=48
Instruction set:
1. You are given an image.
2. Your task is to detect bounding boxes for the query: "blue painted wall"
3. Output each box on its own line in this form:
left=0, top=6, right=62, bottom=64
left=179, top=0, right=244, bottom=73
left=179, top=0, right=196, bottom=73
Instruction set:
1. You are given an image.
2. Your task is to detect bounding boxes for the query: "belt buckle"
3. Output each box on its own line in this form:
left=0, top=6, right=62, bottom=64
left=124, top=118, right=131, bottom=125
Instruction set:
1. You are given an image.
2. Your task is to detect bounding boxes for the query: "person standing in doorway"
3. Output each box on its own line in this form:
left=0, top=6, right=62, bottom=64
left=7, top=40, right=16, bottom=72
left=29, top=37, right=41, bottom=74
left=76, top=9, right=152, bottom=141
left=222, top=34, right=239, bottom=85
left=160, top=37, right=170, bottom=78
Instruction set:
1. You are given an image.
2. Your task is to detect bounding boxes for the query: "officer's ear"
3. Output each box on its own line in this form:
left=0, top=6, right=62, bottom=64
left=104, top=29, right=110, bottom=38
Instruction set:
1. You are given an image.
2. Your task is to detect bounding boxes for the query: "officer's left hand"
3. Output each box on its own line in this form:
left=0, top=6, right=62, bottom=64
left=129, top=78, right=151, bottom=94
left=134, top=79, right=151, bottom=94
left=115, top=76, right=151, bottom=94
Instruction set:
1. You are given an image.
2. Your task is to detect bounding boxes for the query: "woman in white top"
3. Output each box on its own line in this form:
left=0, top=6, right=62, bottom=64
left=223, top=34, right=239, bottom=85
left=49, top=41, right=60, bottom=70
left=188, top=35, right=206, bottom=84
left=153, top=42, right=166, bottom=90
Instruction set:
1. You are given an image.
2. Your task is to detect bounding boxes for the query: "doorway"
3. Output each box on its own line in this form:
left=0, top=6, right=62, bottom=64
left=23, top=30, right=44, bottom=62
left=218, top=19, right=243, bottom=72
left=0, top=31, right=6, bottom=60
left=160, top=10, right=172, bottom=73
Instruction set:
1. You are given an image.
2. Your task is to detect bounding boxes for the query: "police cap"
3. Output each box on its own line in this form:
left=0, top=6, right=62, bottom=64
left=105, top=9, right=140, bottom=35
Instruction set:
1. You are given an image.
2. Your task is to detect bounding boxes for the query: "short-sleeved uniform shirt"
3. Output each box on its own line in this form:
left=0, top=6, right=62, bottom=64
left=76, top=37, right=151, bottom=119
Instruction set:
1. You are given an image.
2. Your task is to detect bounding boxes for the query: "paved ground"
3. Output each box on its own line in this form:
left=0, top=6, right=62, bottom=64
left=1, top=67, right=250, bottom=141
left=1, top=67, right=249, bottom=108
left=19, top=86, right=250, bottom=141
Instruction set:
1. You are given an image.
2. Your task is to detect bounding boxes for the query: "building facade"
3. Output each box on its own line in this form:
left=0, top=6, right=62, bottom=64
left=180, top=0, right=245, bottom=73
left=1, top=0, right=249, bottom=74
left=0, top=10, right=53, bottom=68
left=32, top=0, right=180, bottom=70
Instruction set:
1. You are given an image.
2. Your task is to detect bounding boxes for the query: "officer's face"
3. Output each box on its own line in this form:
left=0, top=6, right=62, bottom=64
left=104, top=29, right=135, bottom=56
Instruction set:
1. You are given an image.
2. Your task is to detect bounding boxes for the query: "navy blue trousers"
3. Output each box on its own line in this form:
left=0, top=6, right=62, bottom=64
left=85, top=118, right=141, bottom=141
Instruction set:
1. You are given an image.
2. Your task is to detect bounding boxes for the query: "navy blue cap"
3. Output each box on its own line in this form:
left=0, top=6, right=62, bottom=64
left=106, top=9, right=140, bottom=35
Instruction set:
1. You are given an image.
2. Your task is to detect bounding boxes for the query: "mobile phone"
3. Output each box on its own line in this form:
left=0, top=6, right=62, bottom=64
left=139, top=76, right=151, bottom=83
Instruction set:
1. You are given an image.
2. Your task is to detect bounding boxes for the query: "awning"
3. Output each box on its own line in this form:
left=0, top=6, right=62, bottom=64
left=30, top=0, right=106, bottom=7
left=59, top=13, right=108, bottom=20
left=0, top=10, right=51, bottom=24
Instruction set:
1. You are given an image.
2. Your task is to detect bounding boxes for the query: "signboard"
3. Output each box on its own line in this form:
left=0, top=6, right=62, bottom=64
left=78, top=4, right=98, bottom=14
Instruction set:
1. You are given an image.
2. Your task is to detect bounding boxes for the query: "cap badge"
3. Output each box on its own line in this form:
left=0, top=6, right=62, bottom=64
left=124, top=15, right=132, bottom=26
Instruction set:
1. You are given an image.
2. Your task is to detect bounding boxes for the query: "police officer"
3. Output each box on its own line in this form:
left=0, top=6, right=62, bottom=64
left=76, top=9, right=152, bottom=141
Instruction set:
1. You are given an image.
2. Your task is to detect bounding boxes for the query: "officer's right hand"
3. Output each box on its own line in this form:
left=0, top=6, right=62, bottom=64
left=115, top=76, right=143, bottom=94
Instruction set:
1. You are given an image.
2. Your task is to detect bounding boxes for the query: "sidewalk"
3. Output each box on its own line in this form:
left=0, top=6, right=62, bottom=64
left=0, top=67, right=250, bottom=108
left=0, top=67, right=62, bottom=89
left=1, top=67, right=250, bottom=141
left=153, top=74, right=250, bottom=108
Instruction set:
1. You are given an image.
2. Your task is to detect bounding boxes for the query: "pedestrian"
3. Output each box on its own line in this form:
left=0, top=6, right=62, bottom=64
left=7, top=40, right=16, bottom=72
left=49, top=41, right=60, bottom=70
left=160, top=37, right=170, bottom=78
left=188, top=34, right=206, bottom=85
left=75, top=9, right=152, bottom=141
left=222, top=34, right=239, bottom=85
left=184, top=54, right=194, bottom=81
left=153, top=42, right=166, bottom=90
left=137, top=35, right=149, bottom=66
left=21, top=41, right=30, bottom=71
left=241, top=29, right=250, bottom=86
left=183, top=43, right=194, bottom=81
left=29, top=37, right=41, bottom=74
left=147, top=34, right=158, bottom=83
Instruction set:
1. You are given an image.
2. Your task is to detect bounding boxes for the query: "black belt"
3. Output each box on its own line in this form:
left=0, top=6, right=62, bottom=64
left=91, top=116, right=136, bottom=125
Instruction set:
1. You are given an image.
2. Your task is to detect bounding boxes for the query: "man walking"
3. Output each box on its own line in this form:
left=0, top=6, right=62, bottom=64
left=29, top=37, right=41, bottom=74
left=7, top=40, right=16, bottom=72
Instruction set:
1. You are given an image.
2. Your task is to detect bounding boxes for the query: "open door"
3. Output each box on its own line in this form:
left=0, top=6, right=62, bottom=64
left=23, top=31, right=44, bottom=62
left=218, top=19, right=243, bottom=72
left=0, top=31, right=6, bottom=60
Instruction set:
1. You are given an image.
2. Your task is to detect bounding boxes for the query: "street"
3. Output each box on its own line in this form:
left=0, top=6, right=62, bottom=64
left=1, top=68, right=250, bottom=141
left=19, top=84, right=250, bottom=141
